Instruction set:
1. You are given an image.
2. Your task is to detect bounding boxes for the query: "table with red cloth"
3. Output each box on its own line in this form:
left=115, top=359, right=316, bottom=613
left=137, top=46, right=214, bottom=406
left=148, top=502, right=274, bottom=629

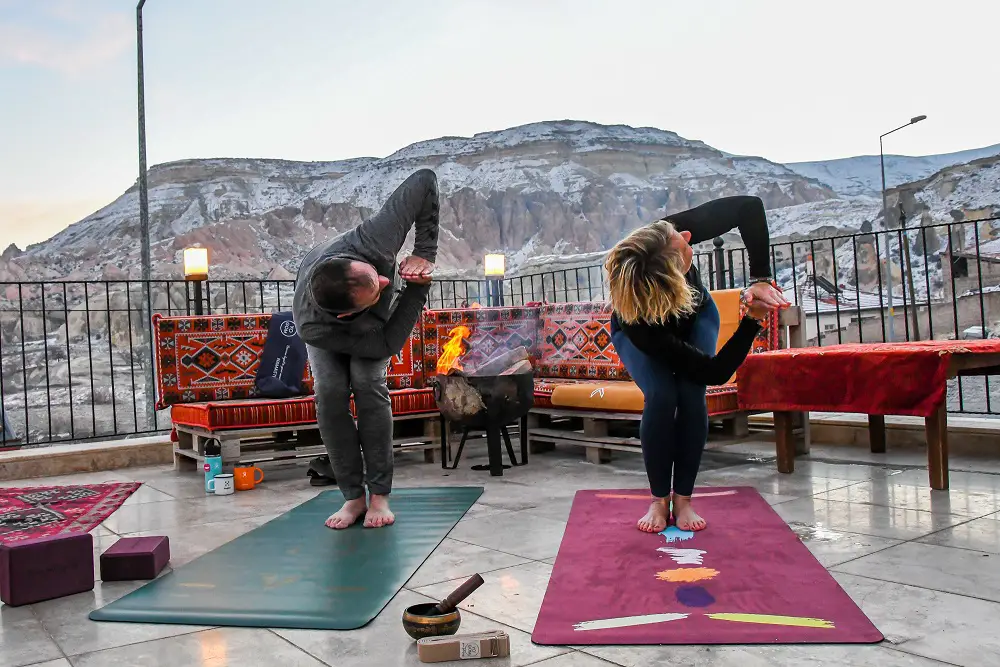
left=737, top=339, right=1000, bottom=490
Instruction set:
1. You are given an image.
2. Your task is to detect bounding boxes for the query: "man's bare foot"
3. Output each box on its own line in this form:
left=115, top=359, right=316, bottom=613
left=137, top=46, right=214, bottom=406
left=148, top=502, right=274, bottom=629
left=364, top=494, right=395, bottom=528
left=671, top=494, right=707, bottom=531
left=325, top=497, right=367, bottom=530
left=637, top=498, right=669, bottom=533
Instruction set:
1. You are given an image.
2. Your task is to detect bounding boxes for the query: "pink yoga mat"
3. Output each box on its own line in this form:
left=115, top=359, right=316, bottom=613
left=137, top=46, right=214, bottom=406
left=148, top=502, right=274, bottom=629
left=532, top=487, right=883, bottom=645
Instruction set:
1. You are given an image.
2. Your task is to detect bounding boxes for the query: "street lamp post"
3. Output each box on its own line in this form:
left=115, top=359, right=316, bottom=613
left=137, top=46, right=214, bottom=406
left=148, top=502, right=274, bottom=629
left=484, top=254, right=506, bottom=307
left=136, top=0, right=156, bottom=431
left=879, top=114, right=926, bottom=342
left=137, top=0, right=150, bottom=286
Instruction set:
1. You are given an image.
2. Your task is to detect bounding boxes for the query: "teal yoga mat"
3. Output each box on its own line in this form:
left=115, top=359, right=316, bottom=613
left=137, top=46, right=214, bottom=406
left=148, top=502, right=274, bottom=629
left=89, top=487, right=483, bottom=630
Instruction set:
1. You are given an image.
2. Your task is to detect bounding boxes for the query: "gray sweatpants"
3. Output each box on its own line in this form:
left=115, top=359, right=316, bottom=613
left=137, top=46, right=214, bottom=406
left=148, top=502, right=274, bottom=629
left=307, top=346, right=392, bottom=499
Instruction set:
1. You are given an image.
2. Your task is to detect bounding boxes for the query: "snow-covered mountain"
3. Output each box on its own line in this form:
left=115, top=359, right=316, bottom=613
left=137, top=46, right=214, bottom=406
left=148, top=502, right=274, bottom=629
left=1, top=120, right=997, bottom=286
left=787, top=143, right=1000, bottom=197
left=6, top=121, right=840, bottom=280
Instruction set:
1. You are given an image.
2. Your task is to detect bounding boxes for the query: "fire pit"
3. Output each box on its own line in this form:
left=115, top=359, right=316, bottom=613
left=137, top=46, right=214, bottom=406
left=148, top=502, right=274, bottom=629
left=430, top=326, right=534, bottom=476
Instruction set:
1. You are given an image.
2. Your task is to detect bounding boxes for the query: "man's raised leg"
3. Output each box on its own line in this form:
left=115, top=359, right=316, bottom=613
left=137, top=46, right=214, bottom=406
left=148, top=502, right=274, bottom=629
left=351, top=355, right=395, bottom=528
left=308, top=345, right=368, bottom=529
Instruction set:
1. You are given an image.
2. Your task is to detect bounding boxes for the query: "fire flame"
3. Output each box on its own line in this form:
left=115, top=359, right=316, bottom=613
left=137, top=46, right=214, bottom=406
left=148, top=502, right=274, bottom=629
left=436, top=325, right=472, bottom=375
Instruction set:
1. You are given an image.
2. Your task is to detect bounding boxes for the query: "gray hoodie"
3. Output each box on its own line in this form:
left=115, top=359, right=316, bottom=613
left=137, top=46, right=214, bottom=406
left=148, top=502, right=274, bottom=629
left=292, top=169, right=439, bottom=359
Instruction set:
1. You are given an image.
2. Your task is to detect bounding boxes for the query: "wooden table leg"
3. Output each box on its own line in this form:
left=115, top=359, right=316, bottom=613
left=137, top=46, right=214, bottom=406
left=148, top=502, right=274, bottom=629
left=926, top=404, right=949, bottom=491
left=868, top=415, right=886, bottom=453
left=774, top=411, right=795, bottom=474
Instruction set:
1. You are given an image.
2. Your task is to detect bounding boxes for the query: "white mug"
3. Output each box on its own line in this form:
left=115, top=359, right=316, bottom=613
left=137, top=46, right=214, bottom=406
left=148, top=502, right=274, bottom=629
left=208, top=473, right=235, bottom=496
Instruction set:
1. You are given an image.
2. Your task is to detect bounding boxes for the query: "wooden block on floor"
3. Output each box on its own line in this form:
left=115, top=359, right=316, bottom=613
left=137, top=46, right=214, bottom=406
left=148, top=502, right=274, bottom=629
left=100, top=536, right=171, bottom=581
left=0, top=533, right=94, bottom=606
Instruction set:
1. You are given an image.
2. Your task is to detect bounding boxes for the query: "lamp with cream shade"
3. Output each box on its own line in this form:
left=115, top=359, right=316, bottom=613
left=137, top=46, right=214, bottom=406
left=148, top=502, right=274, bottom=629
left=182, top=245, right=209, bottom=315
left=183, top=246, right=209, bottom=281
left=484, top=253, right=505, bottom=307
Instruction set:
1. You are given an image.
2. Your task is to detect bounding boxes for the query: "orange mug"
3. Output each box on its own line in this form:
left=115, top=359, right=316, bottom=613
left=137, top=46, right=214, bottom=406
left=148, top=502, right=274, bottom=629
left=233, top=466, right=264, bottom=491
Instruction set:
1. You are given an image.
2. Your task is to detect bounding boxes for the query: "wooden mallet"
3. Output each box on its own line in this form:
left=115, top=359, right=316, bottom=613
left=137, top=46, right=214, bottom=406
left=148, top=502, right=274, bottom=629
left=429, top=573, right=485, bottom=615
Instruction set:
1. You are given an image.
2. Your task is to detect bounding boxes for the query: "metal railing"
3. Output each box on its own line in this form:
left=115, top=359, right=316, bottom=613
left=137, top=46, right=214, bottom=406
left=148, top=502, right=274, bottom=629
left=2, top=217, right=998, bottom=448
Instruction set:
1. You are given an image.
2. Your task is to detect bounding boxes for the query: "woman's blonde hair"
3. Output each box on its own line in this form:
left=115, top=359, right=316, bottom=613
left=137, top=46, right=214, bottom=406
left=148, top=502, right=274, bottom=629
left=604, top=220, right=696, bottom=325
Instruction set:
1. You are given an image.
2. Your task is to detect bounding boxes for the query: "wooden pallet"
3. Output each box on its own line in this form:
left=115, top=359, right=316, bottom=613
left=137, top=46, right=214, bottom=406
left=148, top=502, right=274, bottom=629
left=173, top=412, right=444, bottom=470
left=527, top=408, right=751, bottom=464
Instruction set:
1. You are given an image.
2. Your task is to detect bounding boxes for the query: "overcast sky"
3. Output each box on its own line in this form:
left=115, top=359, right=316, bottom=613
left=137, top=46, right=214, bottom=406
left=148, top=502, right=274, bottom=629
left=1, top=0, right=996, bottom=249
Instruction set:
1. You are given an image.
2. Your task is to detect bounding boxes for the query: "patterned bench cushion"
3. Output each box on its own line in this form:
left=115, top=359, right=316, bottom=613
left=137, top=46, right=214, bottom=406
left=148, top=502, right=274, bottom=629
left=422, top=306, right=541, bottom=376
left=152, top=314, right=313, bottom=409
left=534, top=294, right=778, bottom=382
left=153, top=314, right=424, bottom=409
left=535, top=302, right=630, bottom=380
left=387, top=326, right=426, bottom=390
left=547, top=380, right=739, bottom=417
left=170, top=388, right=437, bottom=431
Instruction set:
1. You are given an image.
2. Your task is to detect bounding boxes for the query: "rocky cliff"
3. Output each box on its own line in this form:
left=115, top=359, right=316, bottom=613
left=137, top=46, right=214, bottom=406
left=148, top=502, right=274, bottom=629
left=7, top=121, right=842, bottom=281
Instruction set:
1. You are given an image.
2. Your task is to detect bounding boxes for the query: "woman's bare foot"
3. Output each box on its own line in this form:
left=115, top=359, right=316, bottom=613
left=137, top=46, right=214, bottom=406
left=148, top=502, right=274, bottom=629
left=671, top=494, right=707, bottom=531
left=637, top=498, right=669, bottom=533
left=364, top=494, right=395, bottom=528
left=325, top=497, right=367, bottom=529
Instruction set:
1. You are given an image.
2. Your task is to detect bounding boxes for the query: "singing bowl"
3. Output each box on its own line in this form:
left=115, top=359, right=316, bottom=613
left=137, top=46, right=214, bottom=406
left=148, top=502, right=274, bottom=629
left=401, top=603, right=462, bottom=640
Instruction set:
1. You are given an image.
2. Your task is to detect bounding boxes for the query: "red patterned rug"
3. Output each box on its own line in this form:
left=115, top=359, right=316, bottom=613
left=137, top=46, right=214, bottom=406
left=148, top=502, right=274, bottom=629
left=0, top=482, right=141, bottom=544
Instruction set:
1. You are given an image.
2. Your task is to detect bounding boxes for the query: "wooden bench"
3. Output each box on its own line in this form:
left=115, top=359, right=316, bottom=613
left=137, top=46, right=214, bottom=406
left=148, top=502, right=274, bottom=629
left=170, top=394, right=444, bottom=471
left=738, top=339, right=1000, bottom=490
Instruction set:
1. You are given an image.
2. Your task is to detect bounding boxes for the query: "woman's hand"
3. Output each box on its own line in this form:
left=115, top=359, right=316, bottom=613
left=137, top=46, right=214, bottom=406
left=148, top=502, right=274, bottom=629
left=743, top=281, right=790, bottom=311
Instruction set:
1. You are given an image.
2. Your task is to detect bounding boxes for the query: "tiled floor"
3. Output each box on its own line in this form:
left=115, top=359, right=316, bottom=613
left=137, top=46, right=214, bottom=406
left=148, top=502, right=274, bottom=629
left=3, top=436, right=1000, bottom=666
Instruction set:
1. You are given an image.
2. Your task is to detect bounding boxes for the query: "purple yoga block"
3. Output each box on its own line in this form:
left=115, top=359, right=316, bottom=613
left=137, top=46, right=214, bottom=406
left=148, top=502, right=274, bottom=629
left=0, top=532, right=95, bottom=606
left=100, top=536, right=170, bottom=581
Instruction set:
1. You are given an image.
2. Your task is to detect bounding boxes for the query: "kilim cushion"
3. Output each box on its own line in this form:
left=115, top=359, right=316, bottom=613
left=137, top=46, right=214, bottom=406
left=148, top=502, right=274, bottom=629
left=422, top=306, right=541, bottom=376
left=169, top=389, right=438, bottom=431
left=152, top=314, right=313, bottom=409
left=387, top=325, right=426, bottom=390
left=153, top=314, right=425, bottom=408
left=535, top=302, right=630, bottom=380
left=705, top=384, right=741, bottom=416
left=534, top=295, right=777, bottom=383
left=170, top=397, right=317, bottom=431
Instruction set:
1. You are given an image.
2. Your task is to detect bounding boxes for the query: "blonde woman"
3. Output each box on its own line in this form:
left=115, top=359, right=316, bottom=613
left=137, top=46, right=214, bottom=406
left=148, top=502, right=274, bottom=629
left=605, top=196, right=788, bottom=534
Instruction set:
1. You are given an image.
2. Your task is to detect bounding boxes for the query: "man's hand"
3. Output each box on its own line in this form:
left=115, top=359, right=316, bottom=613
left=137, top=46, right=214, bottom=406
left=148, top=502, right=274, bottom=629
left=399, top=255, right=434, bottom=285
left=743, top=281, right=790, bottom=311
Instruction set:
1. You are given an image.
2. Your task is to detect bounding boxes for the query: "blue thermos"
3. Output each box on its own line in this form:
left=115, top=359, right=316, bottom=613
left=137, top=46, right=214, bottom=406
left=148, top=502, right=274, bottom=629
left=203, top=438, right=223, bottom=493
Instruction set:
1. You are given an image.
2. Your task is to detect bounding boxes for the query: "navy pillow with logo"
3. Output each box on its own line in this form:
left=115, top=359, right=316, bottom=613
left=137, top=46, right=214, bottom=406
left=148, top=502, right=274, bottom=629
left=255, top=311, right=308, bottom=398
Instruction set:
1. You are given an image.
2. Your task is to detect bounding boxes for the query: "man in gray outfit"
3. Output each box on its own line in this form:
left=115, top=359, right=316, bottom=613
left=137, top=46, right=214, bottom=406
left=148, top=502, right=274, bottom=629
left=293, top=169, right=439, bottom=529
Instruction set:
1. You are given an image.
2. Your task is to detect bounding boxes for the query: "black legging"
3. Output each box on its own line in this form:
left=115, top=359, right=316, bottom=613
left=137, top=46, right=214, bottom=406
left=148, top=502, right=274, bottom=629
left=610, top=295, right=721, bottom=497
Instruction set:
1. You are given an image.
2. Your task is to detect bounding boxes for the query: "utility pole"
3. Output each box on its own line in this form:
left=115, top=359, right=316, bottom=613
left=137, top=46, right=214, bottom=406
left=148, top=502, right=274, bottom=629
left=137, top=0, right=156, bottom=431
